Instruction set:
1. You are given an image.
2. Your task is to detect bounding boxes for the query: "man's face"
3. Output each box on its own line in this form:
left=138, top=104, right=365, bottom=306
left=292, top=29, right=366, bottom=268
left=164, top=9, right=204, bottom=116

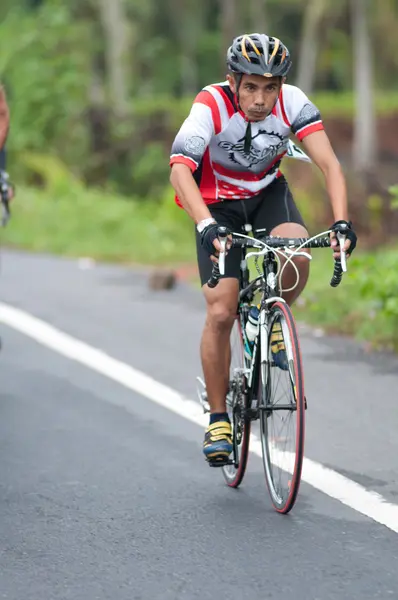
left=227, top=74, right=283, bottom=121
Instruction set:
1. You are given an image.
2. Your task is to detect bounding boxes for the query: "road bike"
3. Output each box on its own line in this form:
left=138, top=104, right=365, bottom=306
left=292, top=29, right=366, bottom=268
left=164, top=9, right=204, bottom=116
left=0, top=169, right=11, bottom=226
left=197, top=224, right=348, bottom=514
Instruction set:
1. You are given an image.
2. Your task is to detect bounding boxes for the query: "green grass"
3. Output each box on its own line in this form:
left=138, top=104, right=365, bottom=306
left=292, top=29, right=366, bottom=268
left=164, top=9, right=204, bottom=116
left=1, top=185, right=196, bottom=266
left=293, top=246, right=398, bottom=352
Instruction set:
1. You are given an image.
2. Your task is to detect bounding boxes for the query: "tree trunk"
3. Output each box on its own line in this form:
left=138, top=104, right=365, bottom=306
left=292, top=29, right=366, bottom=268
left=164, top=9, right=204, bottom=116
left=351, top=0, right=377, bottom=173
left=248, top=0, right=268, bottom=33
left=219, top=0, right=238, bottom=73
left=296, top=0, right=327, bottom=93
left=97, top=0, right=129, bottom=119
left=171, top=0, right=201, bottom=95
left=86, top=54, right=110, bottom=183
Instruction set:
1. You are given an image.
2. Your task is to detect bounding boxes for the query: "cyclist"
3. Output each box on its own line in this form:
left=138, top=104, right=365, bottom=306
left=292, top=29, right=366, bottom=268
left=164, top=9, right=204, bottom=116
left=0, top=86, right=13, bottom=207
left=0, top=85, right=9, bottom=149
left=169, top=33, right=357, bottom=466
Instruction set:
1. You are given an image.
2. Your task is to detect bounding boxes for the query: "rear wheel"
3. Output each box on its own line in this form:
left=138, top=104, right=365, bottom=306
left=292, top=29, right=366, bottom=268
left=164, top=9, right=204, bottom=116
left=222, top=316, right=251, bottom=488
left=259, top=301, right=305, bottom=513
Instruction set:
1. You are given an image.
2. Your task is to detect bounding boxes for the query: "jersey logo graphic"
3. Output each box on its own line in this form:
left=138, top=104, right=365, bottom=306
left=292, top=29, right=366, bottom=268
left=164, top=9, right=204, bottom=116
left=293, top=103, right=320, bottom=129
left=184, top=135, right=206, bottom=156
left=218, top=129, right=288, bottom=168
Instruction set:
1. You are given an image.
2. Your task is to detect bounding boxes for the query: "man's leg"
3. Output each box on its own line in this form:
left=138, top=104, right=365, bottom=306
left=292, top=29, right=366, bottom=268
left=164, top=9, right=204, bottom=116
left=251, top=177, right=310, bottom=306
left=195, top=208, right=243, bottom=463
left=267, top=222, right=310, bottom=371
left=201, top=278, right=239, bottom=414
left=251, top=178, right=310, bottom=370
left=199, top=278, right=239, bottom=463
left=270, top=222, right=310, bottom=306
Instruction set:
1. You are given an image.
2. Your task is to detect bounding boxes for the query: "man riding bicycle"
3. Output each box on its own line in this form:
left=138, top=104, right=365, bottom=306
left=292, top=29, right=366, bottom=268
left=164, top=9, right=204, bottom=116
left=0, top=85, right=13, bottom=207
left=169, top=33, right=357, bottom=466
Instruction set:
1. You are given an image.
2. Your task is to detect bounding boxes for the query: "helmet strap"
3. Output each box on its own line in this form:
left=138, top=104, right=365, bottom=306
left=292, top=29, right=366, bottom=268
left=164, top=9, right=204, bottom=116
left=234, top=74, right=243, bottom=110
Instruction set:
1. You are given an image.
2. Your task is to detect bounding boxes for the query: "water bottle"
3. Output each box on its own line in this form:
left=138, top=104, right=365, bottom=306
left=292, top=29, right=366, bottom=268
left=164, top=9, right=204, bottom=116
left=245, top=305, right=260, bottom=343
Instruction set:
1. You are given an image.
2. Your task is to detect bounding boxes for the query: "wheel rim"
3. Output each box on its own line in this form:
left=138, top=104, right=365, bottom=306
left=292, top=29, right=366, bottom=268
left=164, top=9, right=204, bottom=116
left=260, top=307, right=303, bottom=509
left=223, top=317, right=250, bottom=484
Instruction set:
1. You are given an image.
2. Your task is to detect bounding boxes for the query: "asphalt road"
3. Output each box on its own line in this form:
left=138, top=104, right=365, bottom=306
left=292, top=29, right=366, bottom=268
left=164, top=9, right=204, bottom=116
left=0, top=249, right=398, bottom=600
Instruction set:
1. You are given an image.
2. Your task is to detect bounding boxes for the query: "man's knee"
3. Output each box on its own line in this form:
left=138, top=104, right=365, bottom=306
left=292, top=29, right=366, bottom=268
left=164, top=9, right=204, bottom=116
left=271, top=223, right=311, bottom=271
left=207, top=301, right=236, bottom=331
left=204, top=279, right=239, bottom=331
left=287, top=253, right=311, bottom=272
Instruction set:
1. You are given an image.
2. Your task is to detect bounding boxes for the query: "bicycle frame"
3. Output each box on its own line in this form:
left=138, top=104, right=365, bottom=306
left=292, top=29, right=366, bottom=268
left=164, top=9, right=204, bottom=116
left=236, top=241, right=287, bottom=419
left=232, top=224, right=346, bottom=420
left=201, top=225, right=349, bottom=507
left=200, top=226, right=348, bottom=418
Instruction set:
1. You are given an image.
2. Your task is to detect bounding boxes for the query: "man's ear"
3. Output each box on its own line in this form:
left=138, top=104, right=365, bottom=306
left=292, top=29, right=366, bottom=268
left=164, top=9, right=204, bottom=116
left=227, top=74, right=237, bottom=94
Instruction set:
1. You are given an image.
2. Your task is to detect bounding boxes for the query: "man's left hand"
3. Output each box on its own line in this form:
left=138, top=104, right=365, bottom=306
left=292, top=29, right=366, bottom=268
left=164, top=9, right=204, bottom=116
left=329, top=220, right=357, bottom=259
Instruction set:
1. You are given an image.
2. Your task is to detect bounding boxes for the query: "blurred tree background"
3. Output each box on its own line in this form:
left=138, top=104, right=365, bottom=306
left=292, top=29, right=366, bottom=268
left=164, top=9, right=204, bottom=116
left=1, top=0, right=398, bottom=241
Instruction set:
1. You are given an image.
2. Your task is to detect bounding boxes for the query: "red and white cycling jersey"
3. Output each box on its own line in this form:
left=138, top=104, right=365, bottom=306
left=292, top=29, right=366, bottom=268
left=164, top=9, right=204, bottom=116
left=170, top=82, right=323, bottom=206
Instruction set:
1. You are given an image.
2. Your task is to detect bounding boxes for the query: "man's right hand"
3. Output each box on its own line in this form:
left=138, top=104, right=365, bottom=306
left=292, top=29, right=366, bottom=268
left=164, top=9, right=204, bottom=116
left=200, top=222, right=221, bottom=259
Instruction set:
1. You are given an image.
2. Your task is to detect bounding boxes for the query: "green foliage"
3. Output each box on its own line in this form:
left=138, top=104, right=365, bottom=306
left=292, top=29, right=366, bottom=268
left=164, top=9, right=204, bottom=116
left=295, top=246, right=398, bottom=351
left=0, top=0, right=397, bottom=199
left=312, top=91, right=398, bottom=117
left=389, top=185, right=398, bottom=210
left=1, top=4, right=91, bottom=164
left=18, top=152, right=83, bottom=194
left=2, top=179, right=195, bottom=265
left=130, top=143, right=172, bottom=198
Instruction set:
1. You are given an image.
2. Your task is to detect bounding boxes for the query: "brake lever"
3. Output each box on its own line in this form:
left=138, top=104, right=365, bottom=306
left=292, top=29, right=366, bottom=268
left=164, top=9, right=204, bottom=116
left=217, top=226, right=228, bottom=276
left=337, top=232, right=347, bottom=272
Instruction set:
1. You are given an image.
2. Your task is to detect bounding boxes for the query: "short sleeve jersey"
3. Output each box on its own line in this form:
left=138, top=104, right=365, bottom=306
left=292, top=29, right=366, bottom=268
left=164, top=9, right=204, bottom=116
left=170, top=82, right=323, bottom=205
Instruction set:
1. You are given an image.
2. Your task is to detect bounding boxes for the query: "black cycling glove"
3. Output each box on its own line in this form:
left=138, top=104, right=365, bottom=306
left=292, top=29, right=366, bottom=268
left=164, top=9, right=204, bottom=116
left=200, top=222, right=220, bottom=257
left=330, top=220, right=357, bottom=254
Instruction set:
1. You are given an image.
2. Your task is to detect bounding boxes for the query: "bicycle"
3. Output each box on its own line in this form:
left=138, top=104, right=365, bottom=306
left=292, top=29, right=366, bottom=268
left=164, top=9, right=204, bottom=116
left=0, top=169, right=11, bottom=354
left=0, top=169, right=11, bottom=227
left=196, top=224, right=348, bottom=514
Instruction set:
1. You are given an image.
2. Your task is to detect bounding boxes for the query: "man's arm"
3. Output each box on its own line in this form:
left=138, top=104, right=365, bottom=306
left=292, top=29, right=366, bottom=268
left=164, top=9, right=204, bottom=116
left=169, top=94, right=219, bottom=238
left=301, top=129, right=354, bottom=254
left=170, top=164, right=213, bottom=224
left=0, top=86, right=10, bottom=150
left=301, top=129, right=348, bottom=221
left=170, top=164, right=223, bottom=259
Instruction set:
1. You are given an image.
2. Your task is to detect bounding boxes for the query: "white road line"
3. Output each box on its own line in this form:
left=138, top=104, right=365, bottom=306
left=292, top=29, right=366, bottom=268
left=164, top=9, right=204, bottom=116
left=1, top=301, right=398, bottom=533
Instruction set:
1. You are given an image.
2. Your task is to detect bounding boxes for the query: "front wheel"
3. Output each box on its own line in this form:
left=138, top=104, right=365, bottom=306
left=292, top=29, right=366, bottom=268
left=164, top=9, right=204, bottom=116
left=259, top=301, right=305, bottom=514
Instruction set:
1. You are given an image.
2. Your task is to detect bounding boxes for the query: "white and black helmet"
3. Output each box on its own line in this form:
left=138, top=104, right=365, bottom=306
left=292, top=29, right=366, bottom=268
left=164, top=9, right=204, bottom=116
left=227, top=33, right=292, bottom=78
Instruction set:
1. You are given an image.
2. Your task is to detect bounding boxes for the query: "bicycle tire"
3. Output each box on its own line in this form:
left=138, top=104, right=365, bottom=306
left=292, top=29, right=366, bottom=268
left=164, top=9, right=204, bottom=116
left=259, top=301, right=305, bottom=513
left=222, top=316, right=251, bottom=488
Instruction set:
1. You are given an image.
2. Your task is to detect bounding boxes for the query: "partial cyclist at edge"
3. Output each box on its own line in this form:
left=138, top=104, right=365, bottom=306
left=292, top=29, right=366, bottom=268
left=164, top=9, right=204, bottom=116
left=169, top=33, right=357, bottom=466
left=0, top=85, right=13, bottom=210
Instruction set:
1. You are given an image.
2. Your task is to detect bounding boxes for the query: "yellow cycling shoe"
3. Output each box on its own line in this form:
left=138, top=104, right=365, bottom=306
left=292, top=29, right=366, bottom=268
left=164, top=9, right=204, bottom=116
left=270, top=321, right=289, bottom=371
left=203, top=420, right=233, bottom=465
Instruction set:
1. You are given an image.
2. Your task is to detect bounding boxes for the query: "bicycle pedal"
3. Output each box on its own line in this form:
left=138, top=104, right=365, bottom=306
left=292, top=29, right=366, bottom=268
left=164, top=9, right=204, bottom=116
left=207, top=458, right=233, bottom=468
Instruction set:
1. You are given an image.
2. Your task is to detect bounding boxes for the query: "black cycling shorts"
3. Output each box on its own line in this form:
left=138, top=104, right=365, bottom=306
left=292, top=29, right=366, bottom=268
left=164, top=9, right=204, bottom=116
left=195, top=176, right=306, bottom=286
